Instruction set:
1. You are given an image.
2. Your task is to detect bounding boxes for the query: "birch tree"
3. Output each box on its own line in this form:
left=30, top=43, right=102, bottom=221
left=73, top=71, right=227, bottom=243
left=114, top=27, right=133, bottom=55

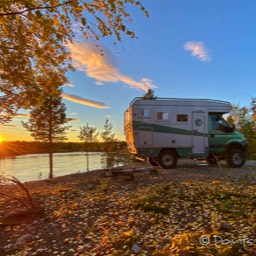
left=78, top=123, right=99, bottom=171
left=100, top=118, right=116, bottom=169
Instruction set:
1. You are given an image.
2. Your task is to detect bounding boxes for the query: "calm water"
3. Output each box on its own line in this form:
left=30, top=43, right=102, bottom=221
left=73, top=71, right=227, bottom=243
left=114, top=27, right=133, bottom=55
left=0, top=152, right=102, bottom=182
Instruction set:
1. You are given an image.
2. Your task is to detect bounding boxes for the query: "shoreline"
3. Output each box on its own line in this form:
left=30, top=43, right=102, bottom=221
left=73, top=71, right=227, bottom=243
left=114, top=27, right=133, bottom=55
left=1, top=159, right=256, bottom=185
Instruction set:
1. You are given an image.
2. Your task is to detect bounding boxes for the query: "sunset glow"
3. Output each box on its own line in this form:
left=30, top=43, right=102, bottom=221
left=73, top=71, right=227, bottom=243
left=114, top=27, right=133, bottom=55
left=0, top=1, right=255, bottom=142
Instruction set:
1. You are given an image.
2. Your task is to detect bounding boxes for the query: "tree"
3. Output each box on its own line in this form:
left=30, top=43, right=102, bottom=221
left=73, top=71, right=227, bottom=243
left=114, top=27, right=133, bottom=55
left=0, top=0, right=148, bottom=123
left=0, top=95, right=20, bottom=124
left=78, top=123, right=99, bottom=171
left=22, top=89, right=71, bottom=178
left=100, top=118, right=116, bottom=169
left=142, top=89, right=157, bottom=100
left=228, top=97, right=256, bottom=159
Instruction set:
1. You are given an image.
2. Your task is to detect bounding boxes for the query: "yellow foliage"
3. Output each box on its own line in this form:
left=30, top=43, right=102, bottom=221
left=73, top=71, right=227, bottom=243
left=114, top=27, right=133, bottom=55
left=123, top=230, right=133, bottom=237
left=212, top=180, right=222, bottom=185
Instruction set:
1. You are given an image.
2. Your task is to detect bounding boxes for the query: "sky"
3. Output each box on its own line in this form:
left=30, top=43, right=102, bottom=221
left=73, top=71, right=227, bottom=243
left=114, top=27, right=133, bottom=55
left=1, top=0, right=256, bottom=142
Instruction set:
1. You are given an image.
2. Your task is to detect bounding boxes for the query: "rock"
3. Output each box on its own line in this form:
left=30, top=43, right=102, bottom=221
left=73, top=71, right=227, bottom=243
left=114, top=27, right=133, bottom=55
left=32, top=220, right=39, bottom=226
left=4, top=244, right=16, bottom=252
left=27, top=225, right=37, bottom=233
left=15, top=234, right=33, bottom=246
left=26, top=221, right=39, bottom=232
left=132, top=243, right=141, bottom=254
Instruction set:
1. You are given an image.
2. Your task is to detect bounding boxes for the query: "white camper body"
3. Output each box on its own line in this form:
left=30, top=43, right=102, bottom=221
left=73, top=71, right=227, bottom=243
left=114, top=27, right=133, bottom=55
left=124, top=97, right=247, bottom=168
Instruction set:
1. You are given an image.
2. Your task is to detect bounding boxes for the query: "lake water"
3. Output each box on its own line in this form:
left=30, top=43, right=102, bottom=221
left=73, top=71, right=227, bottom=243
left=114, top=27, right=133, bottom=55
left=0, top=152, right=103, bottom=182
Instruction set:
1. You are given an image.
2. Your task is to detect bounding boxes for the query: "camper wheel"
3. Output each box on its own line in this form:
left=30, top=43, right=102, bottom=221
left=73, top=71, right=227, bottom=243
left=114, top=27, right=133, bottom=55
left=147, top=157, right=158, bottom=166
left=226, top=149, right=245, bottom=168
left=157, top=150, right=177, bottom=169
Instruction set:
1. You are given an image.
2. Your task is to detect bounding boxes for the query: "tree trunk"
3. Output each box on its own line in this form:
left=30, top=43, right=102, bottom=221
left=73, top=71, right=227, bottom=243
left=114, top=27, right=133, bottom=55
left=49, top=97, right=53, bottom=179
left=86, top=151, right=89, bottom=171
left=49, top=142, right=53, bottom=179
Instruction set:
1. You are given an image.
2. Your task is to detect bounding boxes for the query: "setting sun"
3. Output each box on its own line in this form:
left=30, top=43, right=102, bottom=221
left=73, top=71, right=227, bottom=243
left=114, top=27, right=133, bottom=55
left=0, top=135, right=4, bottom=143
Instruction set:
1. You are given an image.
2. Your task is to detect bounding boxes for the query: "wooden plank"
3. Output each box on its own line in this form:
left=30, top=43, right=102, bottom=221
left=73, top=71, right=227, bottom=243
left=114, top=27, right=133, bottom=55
left=104, top=166, right=158, bottom=178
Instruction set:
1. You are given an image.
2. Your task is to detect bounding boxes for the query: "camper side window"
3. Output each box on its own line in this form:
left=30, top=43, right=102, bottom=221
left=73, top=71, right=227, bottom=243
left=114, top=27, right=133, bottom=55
left=138, top=108, right=149, bottom=118
left=177, top=114, right=188, bottom=122
left=157, top=112, right=169, bottom=121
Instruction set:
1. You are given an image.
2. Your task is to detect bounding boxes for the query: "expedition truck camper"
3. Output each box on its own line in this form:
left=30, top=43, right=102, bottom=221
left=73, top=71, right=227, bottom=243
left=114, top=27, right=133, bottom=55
left=124, top=97, right=248, bottom=169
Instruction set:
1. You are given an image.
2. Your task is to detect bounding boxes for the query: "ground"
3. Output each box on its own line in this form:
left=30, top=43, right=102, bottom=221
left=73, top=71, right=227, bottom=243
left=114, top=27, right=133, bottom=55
left=0, top=159, right=256, bottom=256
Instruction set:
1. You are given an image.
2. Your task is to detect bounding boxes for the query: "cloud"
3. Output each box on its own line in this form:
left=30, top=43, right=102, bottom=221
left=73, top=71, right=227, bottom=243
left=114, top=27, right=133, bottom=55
left=67, top=42, right=155, bottom=91
left=66, top=117, right=80, bottom=122
left=184, top=41, right=211, bottom=62
left=62, top=93, right=109, bottom=109
left=0, top=124, right=17, bottom=128
left=13, top=113, right=30, bottom=118
left=106, top=115, right=114, bottom=119
left=63, top=82, right=75, bottom=87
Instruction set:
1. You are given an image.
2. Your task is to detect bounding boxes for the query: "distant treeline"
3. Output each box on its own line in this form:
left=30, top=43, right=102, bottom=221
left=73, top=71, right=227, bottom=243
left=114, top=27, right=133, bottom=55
left=0, top=141, right=127, bottom=157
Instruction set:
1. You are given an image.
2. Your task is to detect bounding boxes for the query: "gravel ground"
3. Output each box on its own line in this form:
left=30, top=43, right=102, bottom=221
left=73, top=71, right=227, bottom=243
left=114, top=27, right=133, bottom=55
left=0, top=159, right=256, bottom=256
left=161, top=159, right=256, bottom=181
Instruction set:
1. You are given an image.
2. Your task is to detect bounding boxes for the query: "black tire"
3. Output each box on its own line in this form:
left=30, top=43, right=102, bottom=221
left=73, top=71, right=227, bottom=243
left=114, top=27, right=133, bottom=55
left=226, top=149, right=245, bottom=168
left=147, top=157, right=158, bottom=166
left=157, top=150, right=177, bottom=169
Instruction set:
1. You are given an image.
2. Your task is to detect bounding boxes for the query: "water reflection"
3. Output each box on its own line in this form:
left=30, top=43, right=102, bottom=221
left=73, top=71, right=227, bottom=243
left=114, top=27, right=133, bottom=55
left=0, top=152, right=102, bottom=182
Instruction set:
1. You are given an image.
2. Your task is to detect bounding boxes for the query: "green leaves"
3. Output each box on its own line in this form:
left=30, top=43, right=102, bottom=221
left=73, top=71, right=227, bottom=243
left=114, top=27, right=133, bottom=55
left=78, top=123, right=99, bottom=144
left=100, top=118, right=117, bottom=169
left=22, top=88, right=71, bottom=177
left=143, top=89, right=157, bottom=100
left=229, top=98, right=256, bottom=159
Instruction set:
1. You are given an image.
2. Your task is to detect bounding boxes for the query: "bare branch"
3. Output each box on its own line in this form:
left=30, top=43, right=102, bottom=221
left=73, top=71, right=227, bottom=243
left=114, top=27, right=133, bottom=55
left=1, top=176, right=36, bottom=209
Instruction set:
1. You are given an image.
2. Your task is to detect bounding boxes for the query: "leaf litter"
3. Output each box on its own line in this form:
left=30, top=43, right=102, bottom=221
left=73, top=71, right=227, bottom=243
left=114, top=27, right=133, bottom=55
left=1, top=162, right=256, bottom=255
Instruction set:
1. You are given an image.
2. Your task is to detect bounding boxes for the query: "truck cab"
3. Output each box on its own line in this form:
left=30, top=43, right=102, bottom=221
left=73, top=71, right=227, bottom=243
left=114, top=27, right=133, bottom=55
left=208, top=114, right=248, bottom=167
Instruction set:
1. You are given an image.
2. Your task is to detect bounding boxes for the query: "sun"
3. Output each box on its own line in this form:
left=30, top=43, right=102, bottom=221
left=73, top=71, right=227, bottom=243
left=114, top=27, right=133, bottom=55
left=0, top=135, right=4, bottom=144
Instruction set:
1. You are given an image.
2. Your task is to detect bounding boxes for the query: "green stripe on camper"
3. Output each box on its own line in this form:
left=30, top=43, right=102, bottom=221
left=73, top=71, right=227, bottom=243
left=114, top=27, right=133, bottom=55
left=133, top=121, right=208, bottom=137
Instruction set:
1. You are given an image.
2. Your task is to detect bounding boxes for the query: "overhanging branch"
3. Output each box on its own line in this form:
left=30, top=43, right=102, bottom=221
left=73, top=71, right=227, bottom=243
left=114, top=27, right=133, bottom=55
left=0, top=0, right=76, bottom=16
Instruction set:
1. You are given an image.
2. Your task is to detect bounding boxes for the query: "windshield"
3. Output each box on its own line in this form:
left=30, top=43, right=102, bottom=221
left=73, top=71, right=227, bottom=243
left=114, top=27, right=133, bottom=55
left=211, top=116, right=233, bottom=132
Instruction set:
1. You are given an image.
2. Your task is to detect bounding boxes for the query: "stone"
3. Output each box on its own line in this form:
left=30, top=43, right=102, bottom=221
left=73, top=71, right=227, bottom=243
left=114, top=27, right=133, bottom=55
left=26, top=225, right=37, bottom=233
left=4, top=244, right=16, bottom=252
left=15, top=234, right=33, bottom=246
left=132, top=243, right=141, bottom=254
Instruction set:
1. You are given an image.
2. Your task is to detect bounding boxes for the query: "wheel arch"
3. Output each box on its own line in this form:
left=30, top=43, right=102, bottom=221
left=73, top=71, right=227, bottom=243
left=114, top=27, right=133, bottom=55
left=226, top=142, right=246, bottom=155
left=158, top=148, right=179, bottom=158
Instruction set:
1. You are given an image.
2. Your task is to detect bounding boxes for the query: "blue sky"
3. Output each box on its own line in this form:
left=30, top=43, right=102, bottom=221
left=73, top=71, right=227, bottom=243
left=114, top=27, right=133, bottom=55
left=1, top=0, right=256, bottom=142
